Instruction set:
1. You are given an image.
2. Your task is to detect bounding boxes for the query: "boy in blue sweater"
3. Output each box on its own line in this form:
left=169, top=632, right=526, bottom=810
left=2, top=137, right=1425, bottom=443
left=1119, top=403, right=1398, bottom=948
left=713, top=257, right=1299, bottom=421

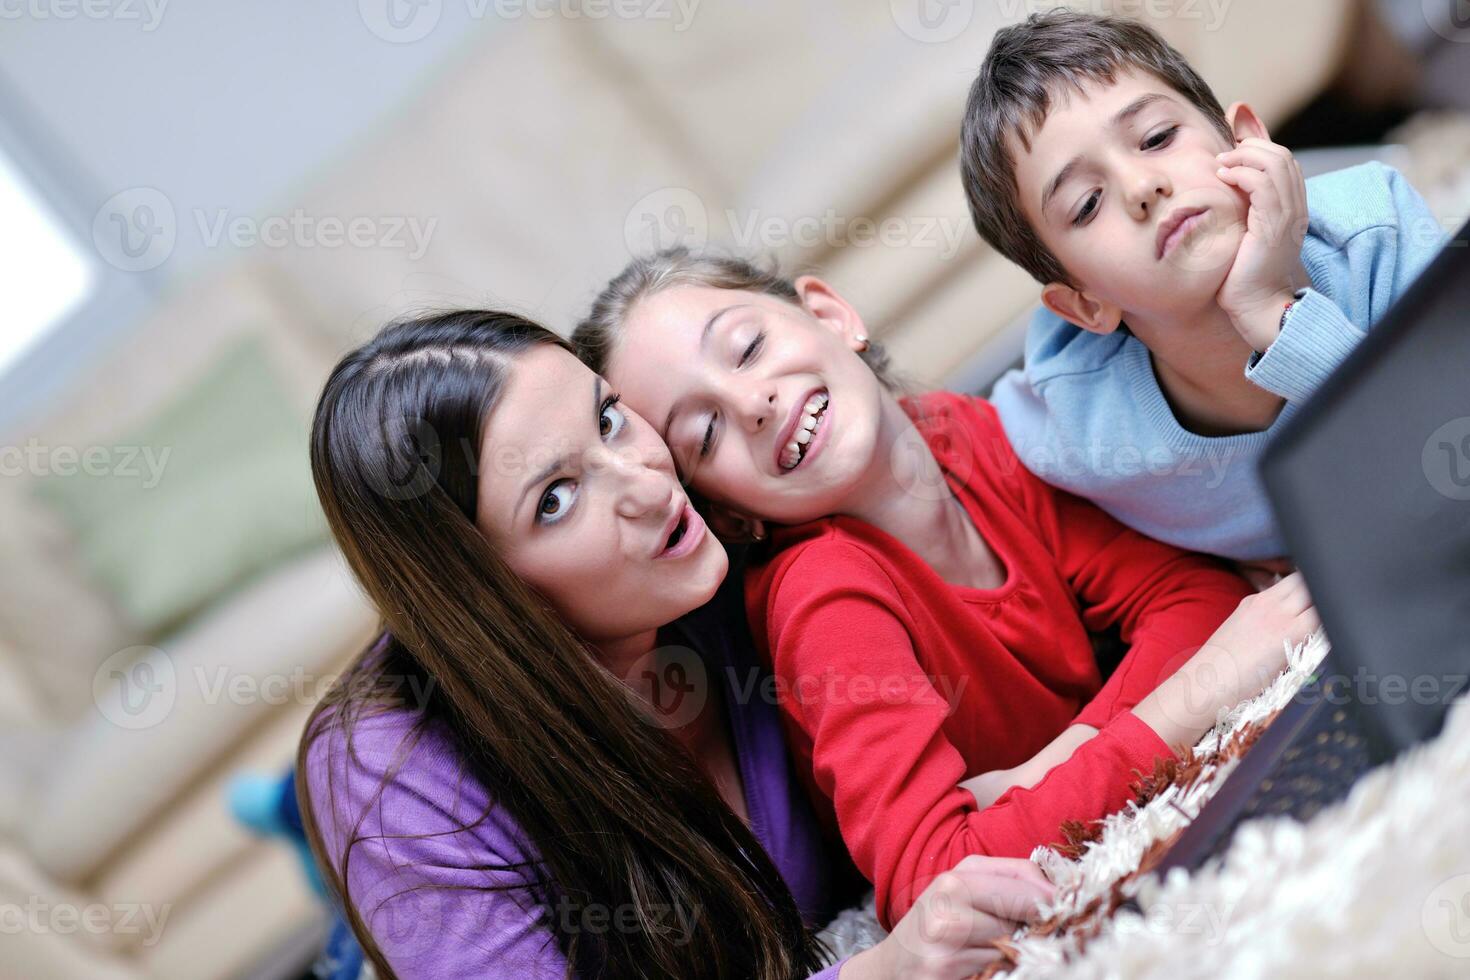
left=967, top=11, right=1446, bottom=572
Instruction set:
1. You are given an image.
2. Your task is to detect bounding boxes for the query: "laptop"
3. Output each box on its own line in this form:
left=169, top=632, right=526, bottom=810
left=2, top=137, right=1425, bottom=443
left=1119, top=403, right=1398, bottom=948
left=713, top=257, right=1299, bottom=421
left=1151, top=219, right=1470, bottom=873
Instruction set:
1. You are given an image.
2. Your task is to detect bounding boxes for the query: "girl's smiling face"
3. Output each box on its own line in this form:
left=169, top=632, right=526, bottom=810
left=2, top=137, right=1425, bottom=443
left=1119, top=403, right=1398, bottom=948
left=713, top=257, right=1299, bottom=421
left=602, top=278, right=887, bottom=528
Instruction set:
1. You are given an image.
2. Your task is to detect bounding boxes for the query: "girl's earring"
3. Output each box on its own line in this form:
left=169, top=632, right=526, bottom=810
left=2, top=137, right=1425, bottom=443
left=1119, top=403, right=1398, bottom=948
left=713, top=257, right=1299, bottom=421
left=749, top=519, right=767, bottom=543
left=854, top=333, right=870, bottom=353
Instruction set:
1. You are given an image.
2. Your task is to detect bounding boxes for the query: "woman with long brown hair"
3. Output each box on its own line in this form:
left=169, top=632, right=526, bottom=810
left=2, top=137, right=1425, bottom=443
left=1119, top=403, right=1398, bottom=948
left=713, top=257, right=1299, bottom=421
left=297, top=309, right=1053, bottom=979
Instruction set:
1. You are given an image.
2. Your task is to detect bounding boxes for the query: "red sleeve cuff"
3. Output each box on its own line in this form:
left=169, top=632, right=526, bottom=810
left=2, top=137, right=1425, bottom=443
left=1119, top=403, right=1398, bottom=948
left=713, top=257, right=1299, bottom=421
left=1099, top=710, right=1178, bottom=772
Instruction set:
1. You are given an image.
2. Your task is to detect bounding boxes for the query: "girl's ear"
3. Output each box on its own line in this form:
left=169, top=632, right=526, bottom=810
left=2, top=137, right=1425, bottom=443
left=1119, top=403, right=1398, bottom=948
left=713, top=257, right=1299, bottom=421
left=793, top=275, right=869, bottom=352
left=705, top=504, right=767, bottom=544
left=1225, top=102, right=1271, bottom=145
left=1041, top=281, right=1124, bottom=336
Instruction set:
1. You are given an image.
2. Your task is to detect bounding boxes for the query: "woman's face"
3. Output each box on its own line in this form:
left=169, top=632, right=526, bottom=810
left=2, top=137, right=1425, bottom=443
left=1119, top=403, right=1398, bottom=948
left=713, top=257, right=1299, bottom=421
left=603, top=280, right=887, bottom=527
left=474, top=345, right=727, bottom=647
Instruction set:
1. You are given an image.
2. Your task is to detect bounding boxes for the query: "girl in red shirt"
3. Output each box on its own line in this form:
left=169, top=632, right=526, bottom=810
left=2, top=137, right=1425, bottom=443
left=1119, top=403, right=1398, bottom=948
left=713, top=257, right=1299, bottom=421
left=575, top=251, right=1318, bottom=928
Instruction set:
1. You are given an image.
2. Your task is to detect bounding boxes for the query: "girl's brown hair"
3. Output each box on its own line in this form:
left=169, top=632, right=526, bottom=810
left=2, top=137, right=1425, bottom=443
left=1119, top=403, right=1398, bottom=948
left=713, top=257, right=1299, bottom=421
left=572, top=247, right=898, bottom=388
left=298, top=309, right=830, bottom=979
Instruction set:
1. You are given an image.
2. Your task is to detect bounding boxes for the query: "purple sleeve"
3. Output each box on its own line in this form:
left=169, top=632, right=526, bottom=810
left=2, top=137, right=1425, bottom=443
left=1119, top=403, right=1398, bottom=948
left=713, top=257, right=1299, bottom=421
left=303, top=711, right=570, bottom=978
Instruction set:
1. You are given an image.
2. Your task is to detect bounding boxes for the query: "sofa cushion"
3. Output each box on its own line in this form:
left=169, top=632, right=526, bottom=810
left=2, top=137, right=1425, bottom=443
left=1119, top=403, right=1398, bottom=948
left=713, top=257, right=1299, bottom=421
left=21, top=546, right=376, bottom=884
left=31, top=337, right=328, bottom=638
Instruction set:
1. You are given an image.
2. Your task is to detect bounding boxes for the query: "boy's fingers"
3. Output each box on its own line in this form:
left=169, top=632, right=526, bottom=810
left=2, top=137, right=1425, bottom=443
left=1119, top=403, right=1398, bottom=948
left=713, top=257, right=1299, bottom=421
left=1218, top=145, right=1294, bottom=188
left=1218, top=166, right=1280, bottom=213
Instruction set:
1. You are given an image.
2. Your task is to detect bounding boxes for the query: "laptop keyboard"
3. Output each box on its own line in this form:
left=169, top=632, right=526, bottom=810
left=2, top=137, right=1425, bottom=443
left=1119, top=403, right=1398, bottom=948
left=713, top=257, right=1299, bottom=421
left=1200, top=696, right=1379, bottom=861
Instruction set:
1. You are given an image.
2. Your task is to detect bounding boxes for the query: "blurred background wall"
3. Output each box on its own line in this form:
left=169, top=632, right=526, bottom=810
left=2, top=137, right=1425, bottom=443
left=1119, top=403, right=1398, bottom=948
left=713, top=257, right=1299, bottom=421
left=0, top=2, right=1466, bottom=977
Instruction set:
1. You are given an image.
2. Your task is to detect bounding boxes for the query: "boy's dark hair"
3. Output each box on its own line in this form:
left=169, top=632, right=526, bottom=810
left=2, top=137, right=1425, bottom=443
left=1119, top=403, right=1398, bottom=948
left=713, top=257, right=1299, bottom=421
left=961, top=10, right=1233, bottom=286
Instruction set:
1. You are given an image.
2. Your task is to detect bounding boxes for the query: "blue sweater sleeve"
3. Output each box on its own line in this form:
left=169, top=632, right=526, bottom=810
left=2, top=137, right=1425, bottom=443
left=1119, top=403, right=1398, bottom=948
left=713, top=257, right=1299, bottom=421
left=1245, top=164, right=1446, bottom=401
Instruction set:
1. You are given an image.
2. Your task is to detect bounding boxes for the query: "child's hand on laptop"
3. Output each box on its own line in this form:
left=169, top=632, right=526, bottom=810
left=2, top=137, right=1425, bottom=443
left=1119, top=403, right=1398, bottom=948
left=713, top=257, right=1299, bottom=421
left=1215, top=138, right=1312, bottom=353
left=1134, top=572, right=1319, bottom=750
left=1236, top=557, right=1296, bottom=592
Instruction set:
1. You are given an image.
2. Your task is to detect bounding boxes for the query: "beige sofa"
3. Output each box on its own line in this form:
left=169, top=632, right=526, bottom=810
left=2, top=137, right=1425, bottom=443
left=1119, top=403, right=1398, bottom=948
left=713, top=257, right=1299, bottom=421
left=0, top=3, right=1352, bottom=977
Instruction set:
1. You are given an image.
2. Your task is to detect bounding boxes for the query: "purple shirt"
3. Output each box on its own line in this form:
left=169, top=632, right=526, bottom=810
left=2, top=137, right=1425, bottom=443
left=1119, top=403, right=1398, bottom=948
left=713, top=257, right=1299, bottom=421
left=304, top=591, right=853, bottom=978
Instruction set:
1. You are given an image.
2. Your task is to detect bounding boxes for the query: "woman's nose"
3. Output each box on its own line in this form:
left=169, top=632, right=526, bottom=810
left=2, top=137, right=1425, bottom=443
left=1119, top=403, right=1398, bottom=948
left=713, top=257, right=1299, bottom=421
left=595, top=447, right=671, bottom=519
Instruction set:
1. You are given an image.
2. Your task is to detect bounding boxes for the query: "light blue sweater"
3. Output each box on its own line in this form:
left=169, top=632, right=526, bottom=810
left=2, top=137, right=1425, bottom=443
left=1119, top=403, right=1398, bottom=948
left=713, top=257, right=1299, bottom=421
left=991, top=163, right=1446, bottom=561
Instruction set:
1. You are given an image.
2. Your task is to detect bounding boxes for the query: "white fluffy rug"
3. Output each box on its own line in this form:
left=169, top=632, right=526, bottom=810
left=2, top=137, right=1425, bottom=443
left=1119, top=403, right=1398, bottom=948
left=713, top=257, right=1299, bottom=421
left=819, top=633, right=1470, bottom=978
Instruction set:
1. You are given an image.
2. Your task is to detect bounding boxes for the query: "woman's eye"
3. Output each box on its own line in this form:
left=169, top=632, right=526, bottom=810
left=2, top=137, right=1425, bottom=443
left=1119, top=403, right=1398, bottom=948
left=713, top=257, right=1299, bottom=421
left=537, top=480, right=576, bottom=524
left=1072, top=190, right=1101, bottom=227
left=738, top=332, right=765, bottom=367
left=599, top=395, right=626, bottom=439
left=1143, top=126, right=1178, bottom=150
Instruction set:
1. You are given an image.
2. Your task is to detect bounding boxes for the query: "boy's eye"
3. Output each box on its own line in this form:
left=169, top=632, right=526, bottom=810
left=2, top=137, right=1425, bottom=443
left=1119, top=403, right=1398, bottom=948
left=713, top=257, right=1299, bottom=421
left=738, top=332, right=764, bottom=367
left=1142, top=126, right=1179, bottom=150
left=537, top=480, right=576, bottom=525
left=1072, top=190, right=1101, bottom=227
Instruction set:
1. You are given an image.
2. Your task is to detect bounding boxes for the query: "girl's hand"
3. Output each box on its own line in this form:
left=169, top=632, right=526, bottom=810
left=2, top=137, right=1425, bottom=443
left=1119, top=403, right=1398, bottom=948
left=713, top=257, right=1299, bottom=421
left=843, top=856, right=1053, bottom=979
left=1235, top=557, right=1296, bottom=593
left=1134, top=571, right=1319, bottom=749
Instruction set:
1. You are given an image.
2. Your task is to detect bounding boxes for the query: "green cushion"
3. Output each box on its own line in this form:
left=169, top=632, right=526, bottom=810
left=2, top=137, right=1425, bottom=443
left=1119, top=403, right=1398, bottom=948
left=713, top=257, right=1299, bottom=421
left=32, top=337, right=327, bottom=637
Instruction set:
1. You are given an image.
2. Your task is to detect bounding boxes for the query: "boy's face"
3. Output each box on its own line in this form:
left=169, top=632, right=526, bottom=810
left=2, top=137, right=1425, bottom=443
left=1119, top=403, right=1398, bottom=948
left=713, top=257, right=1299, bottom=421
left=1014, top=68, right=1250, bottom=327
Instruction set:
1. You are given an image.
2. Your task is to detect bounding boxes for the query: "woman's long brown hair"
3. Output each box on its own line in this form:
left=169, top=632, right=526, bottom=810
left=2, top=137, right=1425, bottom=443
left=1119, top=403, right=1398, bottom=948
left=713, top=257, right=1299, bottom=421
left=296, top=310, right=831, bottom=979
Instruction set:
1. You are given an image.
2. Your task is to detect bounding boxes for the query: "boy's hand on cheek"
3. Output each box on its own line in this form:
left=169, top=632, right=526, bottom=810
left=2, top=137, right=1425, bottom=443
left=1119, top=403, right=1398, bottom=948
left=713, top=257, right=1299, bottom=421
left=1214, top=138, right=1311, bottom=353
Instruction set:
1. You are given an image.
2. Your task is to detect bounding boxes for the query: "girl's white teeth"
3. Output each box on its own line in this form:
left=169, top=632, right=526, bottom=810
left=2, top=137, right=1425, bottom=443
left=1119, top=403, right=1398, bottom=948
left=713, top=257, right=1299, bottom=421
left=781, top=393, right=828, bottom=470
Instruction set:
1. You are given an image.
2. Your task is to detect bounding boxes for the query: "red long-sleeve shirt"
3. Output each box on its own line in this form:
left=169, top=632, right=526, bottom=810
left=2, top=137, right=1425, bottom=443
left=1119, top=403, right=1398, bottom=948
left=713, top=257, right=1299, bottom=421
left=744, top=393, right=1251, bottom=928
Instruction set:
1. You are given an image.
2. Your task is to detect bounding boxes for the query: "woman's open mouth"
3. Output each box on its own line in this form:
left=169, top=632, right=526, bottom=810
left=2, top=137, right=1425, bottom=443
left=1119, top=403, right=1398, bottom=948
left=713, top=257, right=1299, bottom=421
left=778, top=391, right=829, bottom=472
left=656, top=502, right=706, bottom=560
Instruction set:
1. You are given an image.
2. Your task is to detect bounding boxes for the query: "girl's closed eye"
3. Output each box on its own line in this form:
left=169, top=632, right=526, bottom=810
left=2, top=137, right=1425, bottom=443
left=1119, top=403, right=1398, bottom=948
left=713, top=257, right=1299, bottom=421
left=738, top=331, right=765, bottom=367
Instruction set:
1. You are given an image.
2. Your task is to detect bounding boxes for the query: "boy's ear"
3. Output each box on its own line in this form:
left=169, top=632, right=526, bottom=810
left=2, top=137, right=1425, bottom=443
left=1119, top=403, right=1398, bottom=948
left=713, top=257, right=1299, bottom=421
left=793, top=275, right=869, bottom=352
left=1225, top=102, right=1271, bottom=144
left=1040, top=282, right=1124, bottom=336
